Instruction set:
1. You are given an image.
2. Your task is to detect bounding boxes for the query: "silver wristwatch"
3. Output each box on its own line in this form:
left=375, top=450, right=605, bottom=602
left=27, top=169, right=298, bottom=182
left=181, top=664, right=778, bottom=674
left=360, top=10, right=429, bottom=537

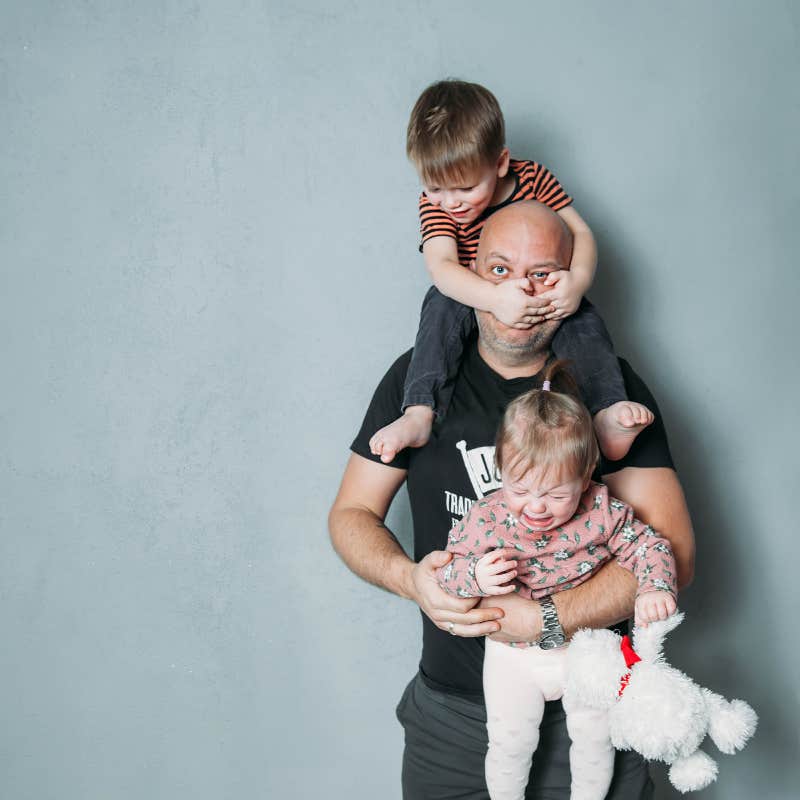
left=536, top=595, right=566, bottom=650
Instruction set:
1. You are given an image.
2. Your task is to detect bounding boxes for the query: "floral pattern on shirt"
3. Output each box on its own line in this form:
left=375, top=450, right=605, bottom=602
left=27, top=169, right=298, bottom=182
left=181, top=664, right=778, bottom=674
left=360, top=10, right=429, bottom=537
left=437, top=482, right=676, bottom=603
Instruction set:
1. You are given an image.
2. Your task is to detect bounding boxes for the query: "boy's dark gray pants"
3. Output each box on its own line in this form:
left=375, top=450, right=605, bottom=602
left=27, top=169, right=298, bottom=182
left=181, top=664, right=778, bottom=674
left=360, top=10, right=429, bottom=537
left=403, top=288, right=626, bottom=418
left=396, top=672, right=653, bottom=800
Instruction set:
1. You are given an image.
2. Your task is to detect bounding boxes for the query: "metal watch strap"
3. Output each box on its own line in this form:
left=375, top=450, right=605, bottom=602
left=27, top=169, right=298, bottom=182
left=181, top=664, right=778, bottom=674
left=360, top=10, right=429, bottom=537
left=537, top=595, right=566, bottom=650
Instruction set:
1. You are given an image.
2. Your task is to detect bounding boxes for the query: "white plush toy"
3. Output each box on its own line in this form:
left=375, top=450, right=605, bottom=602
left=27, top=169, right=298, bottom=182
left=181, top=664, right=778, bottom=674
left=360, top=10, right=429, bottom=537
left=565, top=612, right=757, bottom=793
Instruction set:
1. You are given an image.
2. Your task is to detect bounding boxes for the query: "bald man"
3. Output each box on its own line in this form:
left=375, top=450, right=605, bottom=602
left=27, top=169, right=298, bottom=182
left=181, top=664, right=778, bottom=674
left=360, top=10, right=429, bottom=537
left=329, top=201, right=695, bottom=799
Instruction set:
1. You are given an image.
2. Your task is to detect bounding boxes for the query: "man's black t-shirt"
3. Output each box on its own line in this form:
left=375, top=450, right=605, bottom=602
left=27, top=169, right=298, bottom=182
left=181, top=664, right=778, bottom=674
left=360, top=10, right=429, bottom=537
left=351, top=340, right=674, bottom=697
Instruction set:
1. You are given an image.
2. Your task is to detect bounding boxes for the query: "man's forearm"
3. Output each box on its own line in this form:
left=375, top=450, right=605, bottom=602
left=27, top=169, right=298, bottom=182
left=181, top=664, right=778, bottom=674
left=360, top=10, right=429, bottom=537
left=485, top=560, right=636, bottom=643
left=552, top=560, right=636, bottom=637
left=328, top=506, right=415, bottom=600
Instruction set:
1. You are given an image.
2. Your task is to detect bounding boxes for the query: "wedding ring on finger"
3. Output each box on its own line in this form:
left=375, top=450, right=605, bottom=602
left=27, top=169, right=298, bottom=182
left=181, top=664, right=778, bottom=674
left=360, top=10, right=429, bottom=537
left=447, top=621, right=456, bottom=635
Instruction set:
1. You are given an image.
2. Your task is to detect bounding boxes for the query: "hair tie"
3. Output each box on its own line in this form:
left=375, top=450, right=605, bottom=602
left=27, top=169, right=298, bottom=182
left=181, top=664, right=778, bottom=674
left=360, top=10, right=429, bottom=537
left=542, top=380, right=551, bottom=392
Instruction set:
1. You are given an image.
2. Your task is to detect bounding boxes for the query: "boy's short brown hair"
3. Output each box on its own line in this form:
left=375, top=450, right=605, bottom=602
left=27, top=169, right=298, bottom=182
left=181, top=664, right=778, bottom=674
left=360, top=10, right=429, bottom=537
left=406, top=79, right=505, bottom=186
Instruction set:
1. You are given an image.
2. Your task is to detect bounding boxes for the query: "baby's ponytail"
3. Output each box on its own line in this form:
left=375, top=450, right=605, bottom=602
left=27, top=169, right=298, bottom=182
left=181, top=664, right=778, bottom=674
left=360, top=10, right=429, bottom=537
left=496, top=360, right=598, bottom=483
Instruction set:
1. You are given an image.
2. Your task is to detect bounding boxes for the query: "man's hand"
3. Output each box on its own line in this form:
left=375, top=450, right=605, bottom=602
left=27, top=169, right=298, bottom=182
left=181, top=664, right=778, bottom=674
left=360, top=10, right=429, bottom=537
left=489, top=279, right=550, bottom=329
left=411, top=551, right=505, bottom=637
left=537, top=270, right=584, bottom=320
left=475, top=549, right=519, bottom=595
left=480, top=592, right=542, bottom=643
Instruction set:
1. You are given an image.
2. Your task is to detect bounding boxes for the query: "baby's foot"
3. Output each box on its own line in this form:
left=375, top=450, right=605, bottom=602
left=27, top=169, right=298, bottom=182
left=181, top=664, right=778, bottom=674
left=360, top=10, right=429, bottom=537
left=369, top=405, right=435, bottom=464
left=594, top=402, right=655, bottom=462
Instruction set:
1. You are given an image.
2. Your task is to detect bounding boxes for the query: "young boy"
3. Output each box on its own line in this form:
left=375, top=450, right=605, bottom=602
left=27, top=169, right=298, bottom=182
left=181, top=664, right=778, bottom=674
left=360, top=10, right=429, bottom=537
left=369, top=79, right=653, bottom=464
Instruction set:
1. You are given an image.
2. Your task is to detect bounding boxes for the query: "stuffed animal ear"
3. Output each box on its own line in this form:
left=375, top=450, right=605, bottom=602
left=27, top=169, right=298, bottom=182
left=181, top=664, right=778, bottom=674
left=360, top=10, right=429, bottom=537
left=632, top=610, right=684, bottom=662
left=702, top=689, right=758, bottom=754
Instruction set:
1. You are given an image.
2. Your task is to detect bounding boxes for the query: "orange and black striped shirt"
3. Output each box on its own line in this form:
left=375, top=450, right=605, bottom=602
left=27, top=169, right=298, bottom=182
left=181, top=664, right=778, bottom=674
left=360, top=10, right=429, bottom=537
left=418, top=159, right=573, bottom=266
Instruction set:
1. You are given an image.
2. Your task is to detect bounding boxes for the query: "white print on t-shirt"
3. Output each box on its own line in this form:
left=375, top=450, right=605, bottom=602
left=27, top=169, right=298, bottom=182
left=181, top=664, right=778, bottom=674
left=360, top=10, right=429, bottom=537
left=456, top=440, right=501, bottom=500
left=445, top=490, right=474, bottom=518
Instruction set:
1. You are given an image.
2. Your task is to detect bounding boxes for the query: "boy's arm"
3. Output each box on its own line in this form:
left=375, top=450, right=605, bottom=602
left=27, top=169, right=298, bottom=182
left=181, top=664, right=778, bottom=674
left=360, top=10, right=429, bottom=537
left=328, top=453, right=504, bottom=637
left=423, top=236, right=549, bottom=327
left=539, top=206, right=598, bottom=320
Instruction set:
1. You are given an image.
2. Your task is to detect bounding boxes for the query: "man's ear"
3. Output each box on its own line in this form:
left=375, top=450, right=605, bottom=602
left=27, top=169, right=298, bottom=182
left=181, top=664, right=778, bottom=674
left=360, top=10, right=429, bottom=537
left=496, top=147, right=510, bottom=178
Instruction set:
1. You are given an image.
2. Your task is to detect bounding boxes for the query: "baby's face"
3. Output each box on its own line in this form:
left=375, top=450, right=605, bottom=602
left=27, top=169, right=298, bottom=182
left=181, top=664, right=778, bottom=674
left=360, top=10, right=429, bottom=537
left=422, top=164, right=501, bottom=226
left=502, top=466, right=587, bottom=532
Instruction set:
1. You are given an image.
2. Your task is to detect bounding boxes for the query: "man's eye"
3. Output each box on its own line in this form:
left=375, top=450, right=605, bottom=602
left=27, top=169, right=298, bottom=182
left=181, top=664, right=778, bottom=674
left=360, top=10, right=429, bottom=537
left=491, top=265, right=508, bottom=276
left=531, top=271, right=549, bottom=280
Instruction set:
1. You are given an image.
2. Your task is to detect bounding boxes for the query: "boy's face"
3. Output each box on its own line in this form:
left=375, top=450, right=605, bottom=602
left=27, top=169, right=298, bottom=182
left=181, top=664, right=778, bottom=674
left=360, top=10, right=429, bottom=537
left=422, top=149, right=510, bottom=226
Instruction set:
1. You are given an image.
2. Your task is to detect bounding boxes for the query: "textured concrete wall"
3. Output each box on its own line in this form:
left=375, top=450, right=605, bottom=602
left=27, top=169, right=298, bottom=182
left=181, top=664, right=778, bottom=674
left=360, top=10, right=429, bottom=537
left=1, top=2, right=797, bottom=798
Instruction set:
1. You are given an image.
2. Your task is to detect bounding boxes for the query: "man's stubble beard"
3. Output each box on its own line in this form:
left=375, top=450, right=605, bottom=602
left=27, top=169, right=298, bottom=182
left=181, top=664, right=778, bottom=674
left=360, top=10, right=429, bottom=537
left=474, top=312, right=561, bottom=368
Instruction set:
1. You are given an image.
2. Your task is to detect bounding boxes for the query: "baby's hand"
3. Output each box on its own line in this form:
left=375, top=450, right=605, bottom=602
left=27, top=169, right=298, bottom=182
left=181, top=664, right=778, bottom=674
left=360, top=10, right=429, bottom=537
left=475, top=549, right=519, bottom=595
left=490, top=279, right=550, bottom=328
left=537, top=271, right=583, bottom=320
left=634, top=590, right=677, bottom=627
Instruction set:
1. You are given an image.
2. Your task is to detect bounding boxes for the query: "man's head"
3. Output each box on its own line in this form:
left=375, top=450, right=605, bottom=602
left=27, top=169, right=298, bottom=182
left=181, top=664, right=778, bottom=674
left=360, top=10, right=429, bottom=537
left=471, top=201, right=574, bottom=370
left=407, top=79, right=510, bottom=226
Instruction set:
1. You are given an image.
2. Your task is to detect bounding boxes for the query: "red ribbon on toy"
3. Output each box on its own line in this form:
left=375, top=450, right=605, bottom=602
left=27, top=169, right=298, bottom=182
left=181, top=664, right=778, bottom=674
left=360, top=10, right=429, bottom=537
left=620, top=635, right=641, bottom=668
left=617, top=635, right=642, bottom=698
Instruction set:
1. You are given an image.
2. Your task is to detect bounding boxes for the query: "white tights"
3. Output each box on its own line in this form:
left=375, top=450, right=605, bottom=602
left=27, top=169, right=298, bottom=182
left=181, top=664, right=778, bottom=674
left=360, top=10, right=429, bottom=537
left=483, top=638, right=614, bottom=800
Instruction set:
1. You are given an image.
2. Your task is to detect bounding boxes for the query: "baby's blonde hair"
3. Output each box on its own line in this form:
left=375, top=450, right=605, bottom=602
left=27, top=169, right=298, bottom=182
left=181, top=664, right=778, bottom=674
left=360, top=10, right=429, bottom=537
left=495, top=361, right=598, bottom=485
left=406, top=79, right=505, bottom=187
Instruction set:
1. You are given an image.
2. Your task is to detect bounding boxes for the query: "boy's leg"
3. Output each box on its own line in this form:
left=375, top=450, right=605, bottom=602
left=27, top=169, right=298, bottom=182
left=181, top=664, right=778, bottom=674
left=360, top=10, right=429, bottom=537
left=550, top=299, right=626, bottom=415
left=371, top=287, right=475, bottom=462
left=483, top=639, right=548, bottom=800
left=551, top=299, right=654, bottom=461
left=403, top=286, right=476, bottom=414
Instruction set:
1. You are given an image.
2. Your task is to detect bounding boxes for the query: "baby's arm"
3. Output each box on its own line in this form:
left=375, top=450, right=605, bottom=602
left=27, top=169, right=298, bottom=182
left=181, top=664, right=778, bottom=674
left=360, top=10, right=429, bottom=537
left=424, top=236, right=550, bottom=328
left=474, top=550, right=519, bottom=596
left=436, top=504, right=520, bottom=598
left=634, top=590, right=677, bottom=627
left=603, top=496, right=678, bottom=625
left=539, top=206, right=597, bottom=321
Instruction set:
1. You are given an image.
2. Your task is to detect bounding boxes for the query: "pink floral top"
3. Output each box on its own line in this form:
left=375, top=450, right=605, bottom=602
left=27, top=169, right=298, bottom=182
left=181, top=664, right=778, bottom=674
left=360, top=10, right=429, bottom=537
left=437, top=482, right=676, bottom=603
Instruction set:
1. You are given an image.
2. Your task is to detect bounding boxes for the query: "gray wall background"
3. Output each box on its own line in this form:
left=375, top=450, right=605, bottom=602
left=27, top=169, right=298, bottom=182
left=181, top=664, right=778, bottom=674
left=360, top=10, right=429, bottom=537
left=2, top=1, right=798, bottom=798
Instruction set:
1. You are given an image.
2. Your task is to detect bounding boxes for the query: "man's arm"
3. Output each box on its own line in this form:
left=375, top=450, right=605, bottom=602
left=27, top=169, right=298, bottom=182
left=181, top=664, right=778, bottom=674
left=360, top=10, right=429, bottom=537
left=328, top=453, right=505, bottom=637
left=484, top=466, right=695, bottom=642
left=483, top=560, right=637, bottom=643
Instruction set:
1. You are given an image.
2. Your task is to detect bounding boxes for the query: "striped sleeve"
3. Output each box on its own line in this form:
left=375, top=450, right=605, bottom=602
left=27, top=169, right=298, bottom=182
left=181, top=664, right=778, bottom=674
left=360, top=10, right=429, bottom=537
left=514, top=160, right=573, bottom=211
left=419, top=192, right=457, bottom=248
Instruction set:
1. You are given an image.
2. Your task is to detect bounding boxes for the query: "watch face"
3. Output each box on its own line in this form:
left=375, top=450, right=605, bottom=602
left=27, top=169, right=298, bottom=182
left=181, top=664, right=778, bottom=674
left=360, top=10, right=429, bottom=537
left=539, top=634, right=566, bottom=650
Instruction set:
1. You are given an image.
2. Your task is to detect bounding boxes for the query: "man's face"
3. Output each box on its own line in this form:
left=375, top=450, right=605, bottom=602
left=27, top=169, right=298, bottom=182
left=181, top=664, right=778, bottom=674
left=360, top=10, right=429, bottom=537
left=472, top=208, right=570, bottom=363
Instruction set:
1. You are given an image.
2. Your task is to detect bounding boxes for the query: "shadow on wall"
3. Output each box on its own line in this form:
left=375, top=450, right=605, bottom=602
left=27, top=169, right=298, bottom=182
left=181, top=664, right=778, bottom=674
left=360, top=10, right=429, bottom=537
left=590, top=230, right=791, bottom=796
